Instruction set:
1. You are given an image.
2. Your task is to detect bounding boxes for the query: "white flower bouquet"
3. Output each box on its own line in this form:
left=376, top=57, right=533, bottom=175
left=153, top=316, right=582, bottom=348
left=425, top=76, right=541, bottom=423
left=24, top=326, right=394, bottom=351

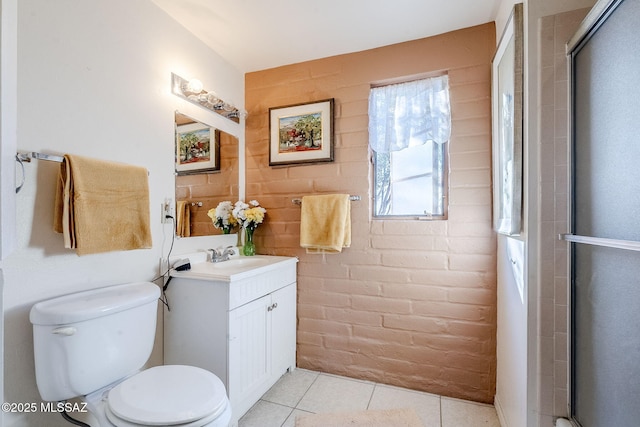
left=207, top=201, right=238, bottom=234
left=232, top=200, right=267, bottom=231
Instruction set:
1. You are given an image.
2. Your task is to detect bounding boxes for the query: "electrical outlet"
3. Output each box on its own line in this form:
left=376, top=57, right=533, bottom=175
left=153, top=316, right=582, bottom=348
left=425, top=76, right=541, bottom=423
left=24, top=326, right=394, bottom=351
left=161, top=198, right=173, bottom=224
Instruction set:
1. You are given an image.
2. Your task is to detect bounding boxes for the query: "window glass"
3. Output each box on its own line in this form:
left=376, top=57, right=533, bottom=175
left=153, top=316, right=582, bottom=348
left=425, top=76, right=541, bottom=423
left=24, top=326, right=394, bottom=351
left=370, top=77, right=449, bottom=218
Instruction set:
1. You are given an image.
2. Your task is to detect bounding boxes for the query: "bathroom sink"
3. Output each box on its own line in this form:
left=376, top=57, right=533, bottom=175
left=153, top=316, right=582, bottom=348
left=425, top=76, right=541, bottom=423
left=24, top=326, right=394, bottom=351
left=170, top=255, right=295, bottom=281
left=212, top=257, right=268, bottom=268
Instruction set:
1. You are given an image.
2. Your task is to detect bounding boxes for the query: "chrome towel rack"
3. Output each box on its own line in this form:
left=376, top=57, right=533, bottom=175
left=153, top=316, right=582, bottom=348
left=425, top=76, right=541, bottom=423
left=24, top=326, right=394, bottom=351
left=15, top=152, right=65, bottom=193
left=15, top=151, right=150, bottom=194
left=559, top=233, right=640, bottom=252
left=292, top=195, right=361, bottom=206
left=17, top=151, right=64, bottom=163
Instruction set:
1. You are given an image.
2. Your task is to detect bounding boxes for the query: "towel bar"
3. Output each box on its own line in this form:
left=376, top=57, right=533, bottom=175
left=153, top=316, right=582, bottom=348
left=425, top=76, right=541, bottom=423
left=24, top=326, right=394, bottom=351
left=292, top=195, right=361, bottom=206
left=17, top=151, right=64, bottom=163
left=16, top=151, right=150, bottom=175
left=560, top=233, right=640, bottom=252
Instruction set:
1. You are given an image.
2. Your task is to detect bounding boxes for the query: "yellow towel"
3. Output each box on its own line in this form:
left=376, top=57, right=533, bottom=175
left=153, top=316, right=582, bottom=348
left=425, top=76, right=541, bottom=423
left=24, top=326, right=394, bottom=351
left=54, top=154, right=152, bottom=255
left=300, top=194, right=351, bottom=253
left=175, top=200, right=191, bottom=237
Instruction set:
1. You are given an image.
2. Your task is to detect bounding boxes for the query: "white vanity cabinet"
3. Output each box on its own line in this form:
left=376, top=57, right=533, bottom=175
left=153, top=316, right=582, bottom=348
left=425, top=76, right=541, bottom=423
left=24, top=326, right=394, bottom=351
left=164, top=256, right=297, bottom=425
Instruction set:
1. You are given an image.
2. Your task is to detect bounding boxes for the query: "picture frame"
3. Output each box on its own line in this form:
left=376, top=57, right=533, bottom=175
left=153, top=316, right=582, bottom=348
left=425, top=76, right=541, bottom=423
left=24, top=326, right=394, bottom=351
left=492, top=3, right=523, bottom=235
left=269, top=98, right=334, bottom=166
left=175, top=121, right=220, bottom=175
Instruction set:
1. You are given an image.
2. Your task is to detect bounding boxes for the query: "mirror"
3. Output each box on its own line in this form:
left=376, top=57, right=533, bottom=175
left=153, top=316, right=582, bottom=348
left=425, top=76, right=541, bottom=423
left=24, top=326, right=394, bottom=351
left=174, top=112, right=239, bottom=237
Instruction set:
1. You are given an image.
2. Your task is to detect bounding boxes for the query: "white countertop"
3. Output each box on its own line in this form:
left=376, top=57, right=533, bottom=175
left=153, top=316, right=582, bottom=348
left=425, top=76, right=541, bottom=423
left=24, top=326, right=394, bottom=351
left=169, top=254, right=297, bottom=282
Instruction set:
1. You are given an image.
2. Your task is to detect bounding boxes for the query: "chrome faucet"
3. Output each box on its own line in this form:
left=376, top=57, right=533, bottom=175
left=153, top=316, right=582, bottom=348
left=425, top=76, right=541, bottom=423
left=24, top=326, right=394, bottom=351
left=208, top=246, right=236, bottom=263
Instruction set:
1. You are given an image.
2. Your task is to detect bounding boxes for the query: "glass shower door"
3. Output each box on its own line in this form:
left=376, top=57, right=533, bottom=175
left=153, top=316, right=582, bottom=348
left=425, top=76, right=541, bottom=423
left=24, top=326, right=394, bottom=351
left=569, top=243, right=640, bottom=426
left=567, top=0, right=640, bottom=425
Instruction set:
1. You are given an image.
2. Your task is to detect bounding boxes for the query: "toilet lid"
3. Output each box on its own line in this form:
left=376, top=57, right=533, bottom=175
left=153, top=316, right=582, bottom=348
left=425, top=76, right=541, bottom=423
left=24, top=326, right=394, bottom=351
left=107, top=365, right=228, bottom=426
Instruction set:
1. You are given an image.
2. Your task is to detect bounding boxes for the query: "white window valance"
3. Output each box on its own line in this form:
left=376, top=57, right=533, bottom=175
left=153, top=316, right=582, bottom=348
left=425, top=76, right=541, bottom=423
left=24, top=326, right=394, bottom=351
left=368, top=75, right=451, bottom=153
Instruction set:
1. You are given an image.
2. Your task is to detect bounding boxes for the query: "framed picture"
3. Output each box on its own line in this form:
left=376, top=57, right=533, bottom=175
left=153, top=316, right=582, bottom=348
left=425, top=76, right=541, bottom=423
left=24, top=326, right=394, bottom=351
left=175, top=122, right=220, bottom=175
left=269, top=99, right=334, bottom=166
left=492, top=3, right=523, bottom=235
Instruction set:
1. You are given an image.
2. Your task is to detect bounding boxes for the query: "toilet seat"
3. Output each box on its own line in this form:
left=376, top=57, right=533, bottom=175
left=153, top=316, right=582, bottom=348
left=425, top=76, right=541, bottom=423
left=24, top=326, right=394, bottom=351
left=106, top=365, right=229, bottom=427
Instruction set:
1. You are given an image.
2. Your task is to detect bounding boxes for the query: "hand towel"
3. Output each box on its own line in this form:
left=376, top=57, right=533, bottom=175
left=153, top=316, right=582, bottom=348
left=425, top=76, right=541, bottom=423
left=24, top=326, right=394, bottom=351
left=54, top=154, right=152, bottom=255
left=175, top=200, right=191, bottom=237
left=300, top=194, right=351, bottom=253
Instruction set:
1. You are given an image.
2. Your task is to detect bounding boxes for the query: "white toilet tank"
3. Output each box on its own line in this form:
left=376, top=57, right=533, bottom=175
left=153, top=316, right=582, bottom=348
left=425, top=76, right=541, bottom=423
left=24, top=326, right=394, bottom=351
left=30, top=282, right=161, bottom=402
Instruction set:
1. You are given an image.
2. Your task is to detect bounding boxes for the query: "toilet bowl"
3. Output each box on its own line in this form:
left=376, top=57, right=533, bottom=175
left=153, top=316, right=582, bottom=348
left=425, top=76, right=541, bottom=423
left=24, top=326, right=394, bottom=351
left=29, top=282, right=232, bottom=427
left=86, top=366, right=232, bottom=427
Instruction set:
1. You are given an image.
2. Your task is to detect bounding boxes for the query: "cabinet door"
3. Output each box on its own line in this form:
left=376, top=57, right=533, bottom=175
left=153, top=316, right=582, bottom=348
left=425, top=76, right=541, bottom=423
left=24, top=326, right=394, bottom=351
left=228, top=293, right=272, bottom=417
left=271, top=284, right=297, bottom=376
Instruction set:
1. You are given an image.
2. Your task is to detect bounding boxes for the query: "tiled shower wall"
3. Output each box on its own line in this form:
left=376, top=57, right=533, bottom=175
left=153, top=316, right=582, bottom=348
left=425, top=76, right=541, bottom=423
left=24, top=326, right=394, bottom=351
left=538, top=8, right=589, bottom=424
left=245, top=23, right=497, bottom=403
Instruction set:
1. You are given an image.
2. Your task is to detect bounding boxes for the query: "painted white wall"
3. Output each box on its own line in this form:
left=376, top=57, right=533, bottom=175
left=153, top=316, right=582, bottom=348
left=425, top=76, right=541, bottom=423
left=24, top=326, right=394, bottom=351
left=1, top=0, right=19, bottom=418
left=1, top=1, right=243, bottom=425
left=493, top=3, right=528, bottom=427
left=495, top=0, right=520, bottom=46
left=496, top=235, right=528, bottom=427
left=0, top=0, right=17, bottom=261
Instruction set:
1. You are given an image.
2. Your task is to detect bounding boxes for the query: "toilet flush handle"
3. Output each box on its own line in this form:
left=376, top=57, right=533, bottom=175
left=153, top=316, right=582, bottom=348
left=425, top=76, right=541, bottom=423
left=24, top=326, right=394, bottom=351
left=51, top=327, right=77, bottom=336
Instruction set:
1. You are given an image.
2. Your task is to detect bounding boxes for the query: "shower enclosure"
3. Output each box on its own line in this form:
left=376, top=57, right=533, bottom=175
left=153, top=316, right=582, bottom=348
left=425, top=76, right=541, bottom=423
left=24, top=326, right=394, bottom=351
left=565, top=0, right=640, bottom=425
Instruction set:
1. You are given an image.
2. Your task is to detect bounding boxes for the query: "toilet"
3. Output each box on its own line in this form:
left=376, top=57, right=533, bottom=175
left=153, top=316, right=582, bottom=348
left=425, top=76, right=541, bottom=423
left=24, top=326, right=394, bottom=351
left=30, top=282, right=232, bottom=427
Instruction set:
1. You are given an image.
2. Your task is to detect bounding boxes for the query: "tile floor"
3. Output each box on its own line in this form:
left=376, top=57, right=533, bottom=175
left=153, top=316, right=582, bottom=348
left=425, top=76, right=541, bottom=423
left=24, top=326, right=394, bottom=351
left=238, top=369, right=501, bottom=427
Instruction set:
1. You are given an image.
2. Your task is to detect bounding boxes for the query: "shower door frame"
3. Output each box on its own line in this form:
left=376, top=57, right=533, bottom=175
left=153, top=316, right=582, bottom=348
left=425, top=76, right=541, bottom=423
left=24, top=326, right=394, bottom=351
left=565, top=0, right=640, bottom=425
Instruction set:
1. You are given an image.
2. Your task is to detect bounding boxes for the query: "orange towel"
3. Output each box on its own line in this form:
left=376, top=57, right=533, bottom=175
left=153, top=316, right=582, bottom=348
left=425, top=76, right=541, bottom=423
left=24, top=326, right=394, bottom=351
left=175, top=200, right=191, bottom=237
left=54, top=154, right=152, bottom=255
left=299, top=194, right=351, bottom=253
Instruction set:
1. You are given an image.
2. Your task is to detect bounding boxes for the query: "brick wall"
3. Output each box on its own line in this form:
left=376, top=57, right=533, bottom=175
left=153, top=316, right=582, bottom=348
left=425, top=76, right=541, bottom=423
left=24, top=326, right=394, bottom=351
left=245, top=23, right=497, bottom=403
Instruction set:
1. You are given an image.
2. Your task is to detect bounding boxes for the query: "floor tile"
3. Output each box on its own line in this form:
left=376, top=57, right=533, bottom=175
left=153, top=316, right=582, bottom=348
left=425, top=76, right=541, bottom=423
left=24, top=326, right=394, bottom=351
left=441, top=397, right=500, bottom=427
left=296, top=373, right=375, bottom=414
left=238, top=370, right=501, bottom=427
left=282, top=409, right=314, bottom=427
left=368, top=384, right=442, bottom=427
left=262, top=369, right=319, bottom=407
left=238, top=400, right=293, bottom=427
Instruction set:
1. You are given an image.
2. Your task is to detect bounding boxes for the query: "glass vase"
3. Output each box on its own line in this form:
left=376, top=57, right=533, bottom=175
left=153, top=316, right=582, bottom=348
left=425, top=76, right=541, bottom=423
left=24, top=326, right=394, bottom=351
left=236, top=230, right=243, bottom=248
left=242, top=228, right=256, bottom=256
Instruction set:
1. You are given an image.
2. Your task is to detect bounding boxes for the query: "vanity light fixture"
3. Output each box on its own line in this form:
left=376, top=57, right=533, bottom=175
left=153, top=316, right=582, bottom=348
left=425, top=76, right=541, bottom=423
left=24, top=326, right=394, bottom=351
left=185, top=78, right=203, bottom=94
left=171, top=73, right=247, bottom=123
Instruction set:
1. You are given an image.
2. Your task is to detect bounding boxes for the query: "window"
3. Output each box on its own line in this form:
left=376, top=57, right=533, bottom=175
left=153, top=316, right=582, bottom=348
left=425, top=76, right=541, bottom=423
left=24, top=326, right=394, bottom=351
left=368, top=75, right=451, bottom=218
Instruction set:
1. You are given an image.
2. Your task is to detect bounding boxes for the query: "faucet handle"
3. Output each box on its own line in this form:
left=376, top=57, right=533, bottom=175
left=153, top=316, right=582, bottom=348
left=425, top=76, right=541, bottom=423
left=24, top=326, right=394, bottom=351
left=207, top=248, right=221, bottom=261
left=208, top=246, right=235, bottom=262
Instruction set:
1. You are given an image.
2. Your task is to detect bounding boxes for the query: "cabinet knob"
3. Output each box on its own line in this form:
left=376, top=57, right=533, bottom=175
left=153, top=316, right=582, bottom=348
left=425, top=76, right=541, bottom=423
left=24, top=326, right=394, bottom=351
left=267, top=303, right=278, bottom=312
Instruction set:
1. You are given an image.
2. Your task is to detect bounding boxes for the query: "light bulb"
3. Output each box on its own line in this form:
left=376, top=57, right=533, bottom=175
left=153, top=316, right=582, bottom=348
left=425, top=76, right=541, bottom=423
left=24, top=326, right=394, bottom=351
left=206, top=92, right=219, bottom=104
left=186, top=78, right=203, bottom=93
